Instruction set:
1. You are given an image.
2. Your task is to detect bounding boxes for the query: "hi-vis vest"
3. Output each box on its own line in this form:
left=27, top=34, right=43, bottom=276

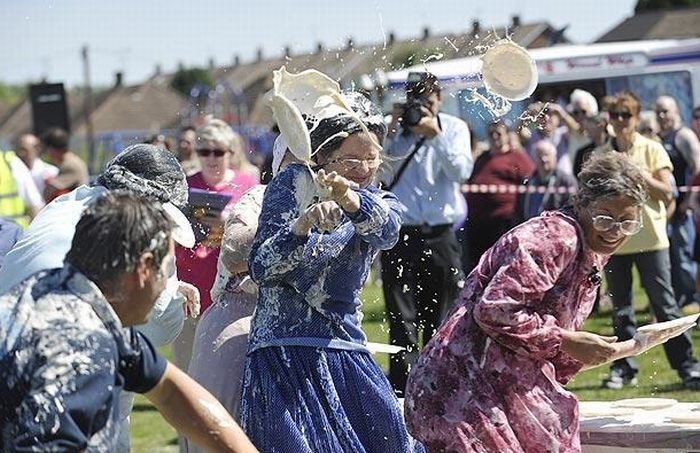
left=0, top=151, right=28, bottom=228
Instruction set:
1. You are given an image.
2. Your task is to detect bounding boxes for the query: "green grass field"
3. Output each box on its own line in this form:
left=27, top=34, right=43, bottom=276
left=129, top=280, right=700, bottom=451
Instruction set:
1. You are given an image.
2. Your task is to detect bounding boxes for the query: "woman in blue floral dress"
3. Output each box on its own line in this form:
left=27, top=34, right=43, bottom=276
left=239, top=92, right=423, bottom=453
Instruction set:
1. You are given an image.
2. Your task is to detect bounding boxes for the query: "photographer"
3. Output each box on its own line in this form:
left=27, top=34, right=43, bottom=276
left=379, top=71, right=473, bottom=395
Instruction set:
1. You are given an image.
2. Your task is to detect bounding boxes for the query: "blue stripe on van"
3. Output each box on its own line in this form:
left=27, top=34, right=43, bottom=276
left=650, top=52, right=700, bottom=64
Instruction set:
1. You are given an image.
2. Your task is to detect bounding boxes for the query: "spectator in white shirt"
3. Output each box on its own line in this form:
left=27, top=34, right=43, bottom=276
left=14, top=133, right=59, bottom=198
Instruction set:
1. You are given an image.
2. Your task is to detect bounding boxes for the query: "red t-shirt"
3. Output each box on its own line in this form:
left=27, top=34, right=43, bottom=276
left=466, top=149, right=535, bottom=223
left=175, top=171, right=258, bottom=313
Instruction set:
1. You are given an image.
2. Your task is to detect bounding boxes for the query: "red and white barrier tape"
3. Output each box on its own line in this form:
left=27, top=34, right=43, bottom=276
left=460, top=184, right=700, bottom=194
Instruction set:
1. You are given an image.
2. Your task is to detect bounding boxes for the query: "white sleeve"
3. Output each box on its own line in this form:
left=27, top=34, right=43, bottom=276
left=10, top=157, right=44, bottom=208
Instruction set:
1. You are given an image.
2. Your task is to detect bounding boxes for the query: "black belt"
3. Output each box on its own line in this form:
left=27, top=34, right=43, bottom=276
left=402, top=224, right=452, bottom=236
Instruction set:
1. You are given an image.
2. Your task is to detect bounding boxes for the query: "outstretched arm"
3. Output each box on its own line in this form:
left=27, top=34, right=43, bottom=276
left=146, top=363, right=258, bottom=453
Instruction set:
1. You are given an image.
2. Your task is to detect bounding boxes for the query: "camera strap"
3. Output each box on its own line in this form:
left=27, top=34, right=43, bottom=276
left=386, top=115, right=441, bottom=191
left=386, top=136, right=426, bottom=191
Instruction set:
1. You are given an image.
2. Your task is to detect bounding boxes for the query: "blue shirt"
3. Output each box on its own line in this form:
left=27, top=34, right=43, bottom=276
left=379, top=112, right=473, bottom=226
left=0, top=266, right=166, bottom=452
left=248, top=163, right=403, bottom=352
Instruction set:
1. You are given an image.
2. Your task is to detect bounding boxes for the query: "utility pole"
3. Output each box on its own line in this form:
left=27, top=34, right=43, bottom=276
left=81, top=45, right=96, bottom=174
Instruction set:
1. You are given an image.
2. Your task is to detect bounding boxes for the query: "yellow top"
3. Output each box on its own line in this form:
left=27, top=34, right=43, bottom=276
left=595, top=133, right=672, bottom=255
left=0, top=151, right=28, bottom=228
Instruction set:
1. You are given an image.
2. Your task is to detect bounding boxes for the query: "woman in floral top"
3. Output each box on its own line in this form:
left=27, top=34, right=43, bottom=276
left=405, top=153, right=654, bottom=453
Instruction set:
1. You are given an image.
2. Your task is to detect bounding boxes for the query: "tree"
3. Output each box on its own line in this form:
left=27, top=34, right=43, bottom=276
left=169, top=67, right=213, bottom=98
left=0, top=82, right=26, bottom=106
left=635, top=0, right=700, bottom=13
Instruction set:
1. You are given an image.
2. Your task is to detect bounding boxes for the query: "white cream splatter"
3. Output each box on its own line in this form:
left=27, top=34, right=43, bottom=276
left=198, top=398, right=235, bottom=428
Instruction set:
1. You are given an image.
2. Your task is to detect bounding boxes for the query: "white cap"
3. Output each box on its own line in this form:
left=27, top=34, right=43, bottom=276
left=162, top=202, right=196, bottom=248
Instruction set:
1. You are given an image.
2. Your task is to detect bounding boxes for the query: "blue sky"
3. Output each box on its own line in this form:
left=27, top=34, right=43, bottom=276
left=1, top=0, right=637, bottom=87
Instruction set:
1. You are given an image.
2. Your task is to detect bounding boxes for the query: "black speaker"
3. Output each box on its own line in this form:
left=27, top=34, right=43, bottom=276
left=29, top=83, right=70, bottom=137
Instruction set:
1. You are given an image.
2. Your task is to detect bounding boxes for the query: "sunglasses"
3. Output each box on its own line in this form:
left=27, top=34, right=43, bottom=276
left=196, top=148, right=227, bottom=158
left=572, top=109, right=588, bottom=116
left=609, top=111, right=633, bottom=121
left=590, top=214, right=642, bottom=236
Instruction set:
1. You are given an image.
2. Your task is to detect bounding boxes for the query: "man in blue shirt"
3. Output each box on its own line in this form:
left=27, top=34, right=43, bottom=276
left=379, top=72, right=473, bottom=394
left=0, top=192, right=256, bottom=452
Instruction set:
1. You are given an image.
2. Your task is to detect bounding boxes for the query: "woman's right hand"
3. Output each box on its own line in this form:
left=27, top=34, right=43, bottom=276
left=292, top=201, right=343, bottom=236
left=560, top=330, right=619, bottom=367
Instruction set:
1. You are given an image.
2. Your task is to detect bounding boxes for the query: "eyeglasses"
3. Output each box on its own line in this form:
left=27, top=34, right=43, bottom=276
left=196, top=148, right=227, bottom=158
left=572, top=109, right=588, bottom=116
left=326, top=157, right=382, bottom=170
left=609, top=111, right=633, bottom=121
left=590, top=214, right=642, bottom=236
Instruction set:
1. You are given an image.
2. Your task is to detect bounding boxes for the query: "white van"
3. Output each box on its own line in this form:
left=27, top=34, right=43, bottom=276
left=384, top=38, right=700, bottom=140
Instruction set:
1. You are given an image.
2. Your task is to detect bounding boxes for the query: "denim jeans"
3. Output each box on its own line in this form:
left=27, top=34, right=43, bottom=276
left=669, top=211, right=698, bottom=306
left=605, top=248, right=698, bottom=378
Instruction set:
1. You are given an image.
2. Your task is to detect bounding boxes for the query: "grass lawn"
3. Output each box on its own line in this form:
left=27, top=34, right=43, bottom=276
left=130, top=279, right=700, bottom=451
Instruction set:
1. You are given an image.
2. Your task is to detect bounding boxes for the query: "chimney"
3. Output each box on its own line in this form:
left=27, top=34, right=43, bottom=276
left=233, top=55, right=241, bottom=67
left=472, top=19, right=481, bottom=36
left=388, top=32, right=396, bottom=45
left=422, top=26, right=430, bottom=41
left=316, top=42, right=324, bottom=54
left=284, top=45, right=292, bottom=58
left=346, top=37, right=354, bottom=50
left=177, top=61, right=185, bottom=71
left=208, top=57, right=215, bottom=70
left=256, top=47, right=263, bottom=62
left=153, top=64, right=162, bottom=77
left=114, top=71, right=123, bottom=87
left=512, top=15, right=521, bottom=28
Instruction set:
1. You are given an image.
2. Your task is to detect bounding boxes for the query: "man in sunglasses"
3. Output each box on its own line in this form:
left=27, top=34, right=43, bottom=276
left=655, top=96, right=700, bottom=311
left=594, top=91, right=700, bottom=390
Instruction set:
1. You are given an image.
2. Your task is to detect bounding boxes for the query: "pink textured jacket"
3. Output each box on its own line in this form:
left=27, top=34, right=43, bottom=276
left=405, top=209, right=608, bottom=453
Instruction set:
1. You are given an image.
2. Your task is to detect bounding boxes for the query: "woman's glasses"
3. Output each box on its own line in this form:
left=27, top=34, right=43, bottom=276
left=326, top=157, right=383, bottom=170
left=196, top=148, right=227, bottom=158
left=590, top=214, right=642, bottom=236
left=609, top=111, right=633, bottom=121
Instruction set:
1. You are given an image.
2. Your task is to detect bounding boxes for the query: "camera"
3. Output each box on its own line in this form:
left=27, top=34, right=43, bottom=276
left=398, top=99, right=427, bottom=127
left=395, top=72, right=440, bottom=128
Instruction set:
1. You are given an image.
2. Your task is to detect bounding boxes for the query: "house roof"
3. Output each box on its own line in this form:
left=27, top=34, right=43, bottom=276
left=73, top=82, right=186, bottom=135
left=596, top=6, right=700, bottom=43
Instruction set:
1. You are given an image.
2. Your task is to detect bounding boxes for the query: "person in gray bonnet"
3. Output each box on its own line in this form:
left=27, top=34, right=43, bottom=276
left=0, top=143, right=200, bottom=453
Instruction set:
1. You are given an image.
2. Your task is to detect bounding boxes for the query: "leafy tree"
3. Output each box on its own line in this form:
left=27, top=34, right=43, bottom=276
left=0, top=82, right=26, bottom=105
left=169, top=67, right=213, bottom=98
left=635, top=0, right=700, bottom=13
